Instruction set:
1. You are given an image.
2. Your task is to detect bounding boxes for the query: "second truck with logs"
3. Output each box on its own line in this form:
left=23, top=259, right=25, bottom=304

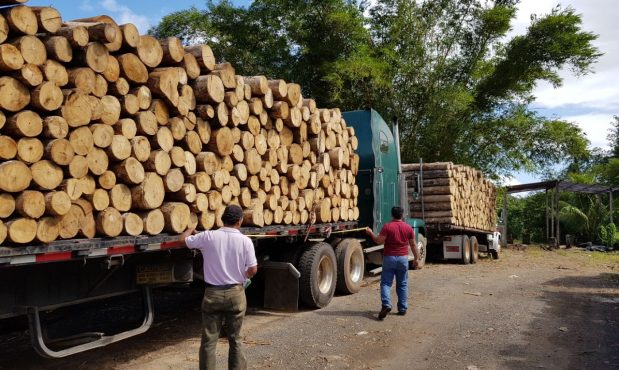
left=401, top=162, right=501, bottom=263
left=343, top=110, right=501, bottom=270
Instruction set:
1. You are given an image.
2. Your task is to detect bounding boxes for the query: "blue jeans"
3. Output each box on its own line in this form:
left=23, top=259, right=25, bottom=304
left=380, top=255, right=409, bottom=312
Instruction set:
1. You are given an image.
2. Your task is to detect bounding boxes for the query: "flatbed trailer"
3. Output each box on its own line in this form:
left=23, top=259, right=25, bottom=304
left=423, top=222, right=501, bottom=263
left=0, top=221, right=361, bottom=357
left=1, top=107, right=430, bottom=359
left=0, top=222, right=357, bottom=268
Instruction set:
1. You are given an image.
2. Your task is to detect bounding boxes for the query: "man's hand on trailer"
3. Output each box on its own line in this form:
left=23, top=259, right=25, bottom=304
left=180, top=227, right=197, bottom=246
left=365, top=227, right=386, bottom=245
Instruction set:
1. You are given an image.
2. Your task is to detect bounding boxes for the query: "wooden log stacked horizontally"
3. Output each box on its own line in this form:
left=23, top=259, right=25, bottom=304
left=402, top=162, right=496, bottom=231
left=0, top=0, right=359, bottom=245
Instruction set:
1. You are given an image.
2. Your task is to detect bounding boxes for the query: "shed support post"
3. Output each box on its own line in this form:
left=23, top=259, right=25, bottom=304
left=550, top=189, right=555, bottom=242
left=610, top=191, right=614, bottom=225
left=555, top=185, right=560, bottom=248
left=502, top=192, right=508, bottom=247
left=545, top=189, right=549, bottom=241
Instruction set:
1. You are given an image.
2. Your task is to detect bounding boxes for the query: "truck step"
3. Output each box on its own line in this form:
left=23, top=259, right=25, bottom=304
left=369, top=266, right=383, bottom=276
left=364, top=245, right=384, bottom=253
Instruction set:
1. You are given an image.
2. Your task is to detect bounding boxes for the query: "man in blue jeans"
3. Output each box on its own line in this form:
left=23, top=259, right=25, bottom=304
left=366, top=206, right=419, bottom=319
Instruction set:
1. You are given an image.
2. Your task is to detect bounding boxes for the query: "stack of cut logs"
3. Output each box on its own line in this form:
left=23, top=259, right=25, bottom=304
left=0, top=0, right=360, bottom=245
left=402, top=162, right=496, bottom=231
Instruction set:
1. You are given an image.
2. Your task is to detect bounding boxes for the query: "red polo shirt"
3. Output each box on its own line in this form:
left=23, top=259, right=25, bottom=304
left=379, top=220, right=414, bottom=256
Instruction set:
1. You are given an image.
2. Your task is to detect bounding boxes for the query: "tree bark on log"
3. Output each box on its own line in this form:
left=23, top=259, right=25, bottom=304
left=3, top=5, right=38, bottom=35
left=6, top=217, right=37, bottom=243
left=42, top=35, right=72, bottom=63
left=96, top=206, right=123, bottom=237
left=185, top=44, right=215, bottom=72
left=0, top=76, right=30, bottom=112
left=137, top=35, right=163, bottom=68
left=161, top=202, right=190, bottom=233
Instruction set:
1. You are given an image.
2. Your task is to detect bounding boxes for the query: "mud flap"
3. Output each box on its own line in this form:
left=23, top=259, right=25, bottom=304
left=262, top=261, right=301, bottom=312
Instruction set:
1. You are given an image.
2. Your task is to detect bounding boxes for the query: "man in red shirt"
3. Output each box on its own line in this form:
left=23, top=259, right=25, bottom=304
left=366, top=206, right=419, bottom=319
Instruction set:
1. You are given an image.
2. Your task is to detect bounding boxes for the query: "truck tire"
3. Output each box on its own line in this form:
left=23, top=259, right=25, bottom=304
left=334, top=238, right=364, bottom=294
left=461, top=236, right=471, bottom=265
left=469, top=236, right=479, bottom=264
left=298, top=242, right=337, bottom=308
left=408, top=234, right=428, bottom=270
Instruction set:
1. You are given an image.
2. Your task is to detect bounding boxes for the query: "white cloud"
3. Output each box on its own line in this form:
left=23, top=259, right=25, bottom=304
left=498, top=176, right=521, bottom=187
left=496, top=176, right=536, bottom=197
left=100, top=0, right=150, bottom=33
left=508, top=0, right=557, bottom=36
left=533, top=71, right=619, bottom=111
left=509, top=0, right=619, bottom=151
left=80, top=1, right=94, bottom=12
left=563, top=113, right=613, bottom=149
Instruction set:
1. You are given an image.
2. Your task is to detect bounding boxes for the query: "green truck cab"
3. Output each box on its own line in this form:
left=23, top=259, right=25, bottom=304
left=342, top=109, right=427, bottom=265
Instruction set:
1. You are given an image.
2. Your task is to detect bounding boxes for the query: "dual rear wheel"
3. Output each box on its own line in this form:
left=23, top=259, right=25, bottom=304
left=297, top=239, right=364, bottom=308
left=460, top=235, right=479, bottom=265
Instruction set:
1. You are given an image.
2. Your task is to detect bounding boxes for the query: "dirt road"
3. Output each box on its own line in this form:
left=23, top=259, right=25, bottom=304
left=1, top=246, right=617, bottom=369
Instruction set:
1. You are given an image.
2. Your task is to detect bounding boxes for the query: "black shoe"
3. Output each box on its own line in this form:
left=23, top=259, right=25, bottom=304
left=397, top=310, right=407, bottom=316
left=378, top=306, right=391, bottom=320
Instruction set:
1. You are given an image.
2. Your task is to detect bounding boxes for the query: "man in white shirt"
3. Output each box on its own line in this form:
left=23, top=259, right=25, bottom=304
left=181, top=205, right=258, bottom=370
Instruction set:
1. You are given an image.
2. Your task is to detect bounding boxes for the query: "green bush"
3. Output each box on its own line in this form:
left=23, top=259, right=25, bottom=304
left=598, top=223, right=617, bottom=248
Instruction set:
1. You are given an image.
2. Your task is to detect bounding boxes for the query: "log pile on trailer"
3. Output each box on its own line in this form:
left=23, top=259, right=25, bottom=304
left=0, top=0, right=360, bottom=245
left=402, top=162, right=496, bottom=231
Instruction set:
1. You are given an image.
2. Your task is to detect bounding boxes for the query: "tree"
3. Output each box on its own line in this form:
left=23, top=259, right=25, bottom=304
left=367, top=1, right=599, bottom=179
left=598, top=223, right=617, bottom=248
left=150, top=0, right=600, bottom=179
left=555, top=171, right=609, bottom=242
left=499, top=190, right=548, bottom=243
left=607, top=115, right=619, bottom=158
left=150, top=0, right=390, bottom=108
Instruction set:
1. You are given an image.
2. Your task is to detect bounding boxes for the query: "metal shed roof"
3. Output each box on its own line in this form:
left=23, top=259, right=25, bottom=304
left=506, top=180, right=616, bottom=195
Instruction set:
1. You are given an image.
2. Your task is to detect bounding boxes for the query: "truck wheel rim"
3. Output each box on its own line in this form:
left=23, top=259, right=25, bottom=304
left=349, top=248, right=364, bottom=283
left=418, top=242, right=426, bottom=261
left=318, top=255, right=334, bottom=294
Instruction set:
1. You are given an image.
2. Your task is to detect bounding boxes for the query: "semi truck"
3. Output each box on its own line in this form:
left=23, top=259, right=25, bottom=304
left=342, top=110, right=501, bottom=269
left=0, top=108, right=497, bottom=358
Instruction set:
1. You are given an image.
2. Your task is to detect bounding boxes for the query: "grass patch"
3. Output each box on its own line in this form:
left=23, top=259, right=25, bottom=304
left=506, top=245, right=619, bottom=270
left=572, top=249, right=619, bottom=268
left=509, top=245, right=548, bottom=258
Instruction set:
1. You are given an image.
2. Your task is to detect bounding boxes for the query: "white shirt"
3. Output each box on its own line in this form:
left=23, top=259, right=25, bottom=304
left=186, top=227, right=257, bottom=285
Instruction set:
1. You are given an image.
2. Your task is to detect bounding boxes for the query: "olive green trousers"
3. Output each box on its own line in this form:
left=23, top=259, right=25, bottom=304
left=199, top=285, right=247, bottom=370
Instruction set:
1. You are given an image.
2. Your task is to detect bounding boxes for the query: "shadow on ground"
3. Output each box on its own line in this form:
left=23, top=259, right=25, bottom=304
left=0, top=285, right=206, bottom=369
left=499, top=273, right=619, bottom=370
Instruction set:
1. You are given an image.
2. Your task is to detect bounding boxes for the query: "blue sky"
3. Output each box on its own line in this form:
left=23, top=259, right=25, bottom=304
left=33, top=1, right=252, bottom=33
left=31, top=0, right=618, bottom=186
left=505, top=0, right=618, bottom=186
